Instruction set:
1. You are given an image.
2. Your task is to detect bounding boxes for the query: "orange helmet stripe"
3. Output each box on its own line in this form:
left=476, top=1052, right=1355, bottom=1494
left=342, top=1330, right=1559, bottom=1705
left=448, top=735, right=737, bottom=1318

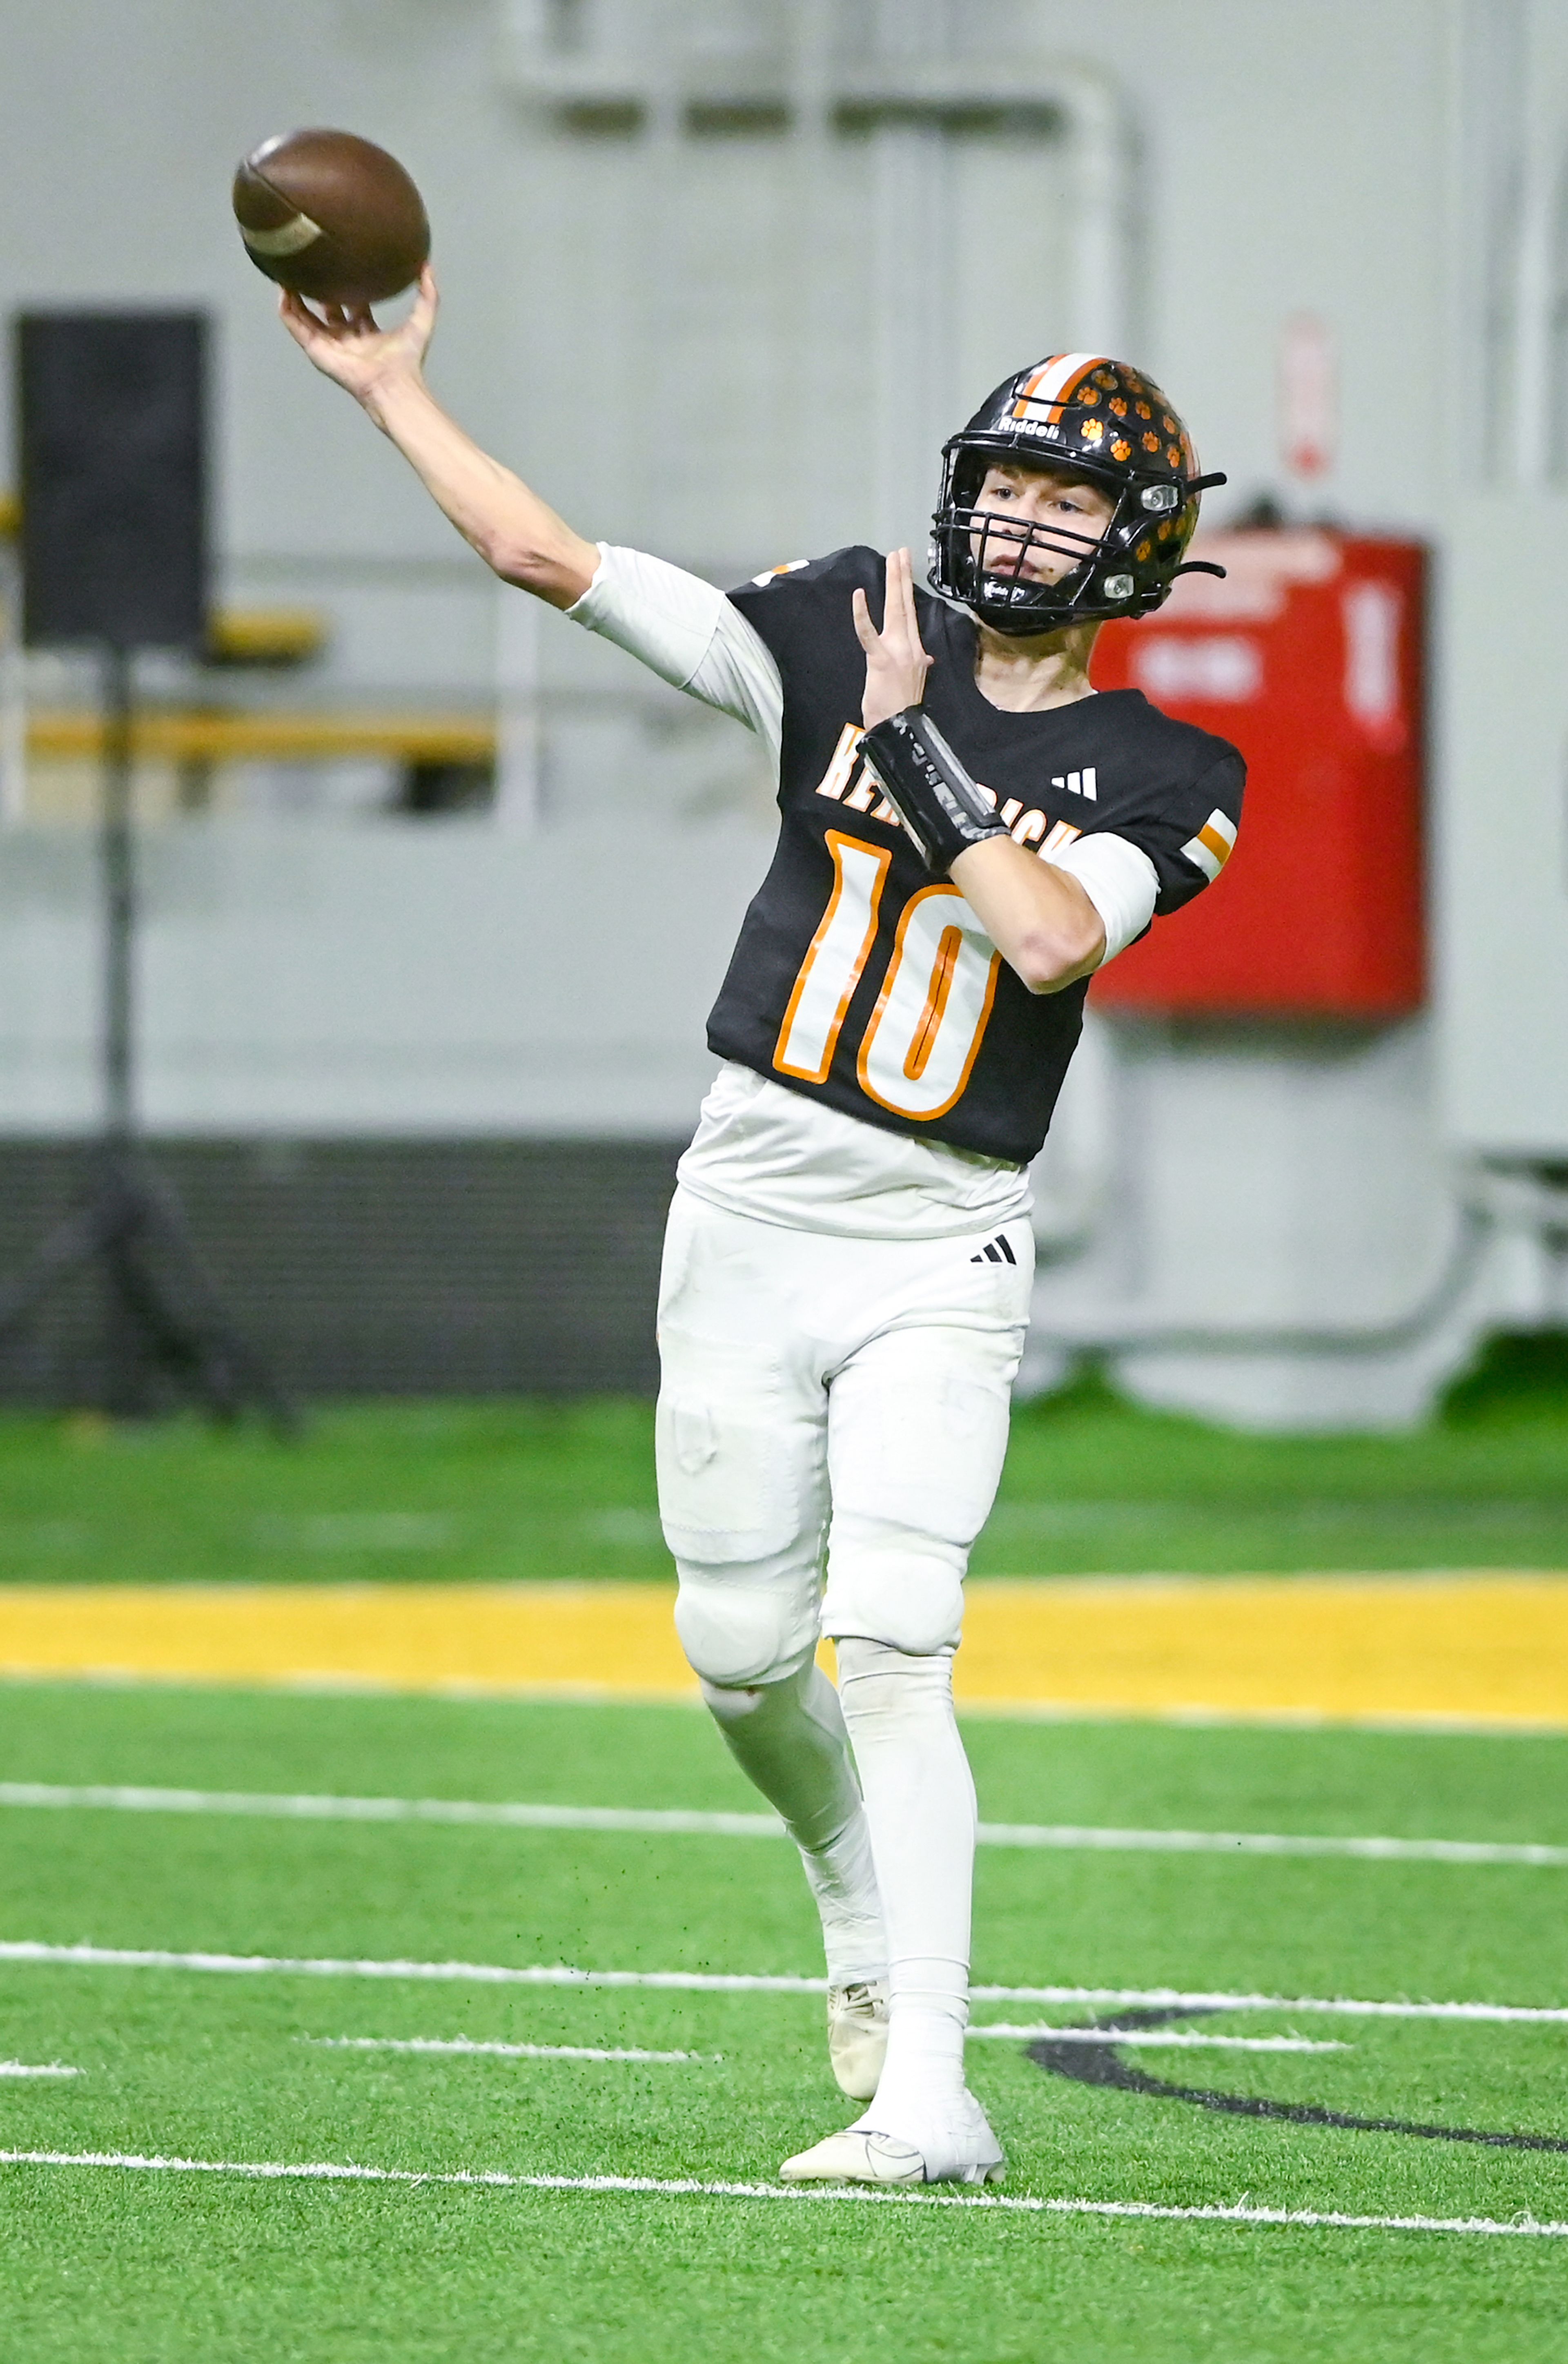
left=1009, top=352, right=1112, bottom=426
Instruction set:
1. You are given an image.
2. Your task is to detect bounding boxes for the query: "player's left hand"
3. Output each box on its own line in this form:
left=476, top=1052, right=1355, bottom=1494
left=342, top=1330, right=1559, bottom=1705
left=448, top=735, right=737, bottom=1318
left=852, top=547, right=933, bottom=728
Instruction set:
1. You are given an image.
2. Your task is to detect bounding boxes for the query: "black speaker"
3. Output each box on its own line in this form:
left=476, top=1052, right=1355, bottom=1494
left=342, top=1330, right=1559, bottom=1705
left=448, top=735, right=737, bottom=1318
left=16, top=310, right=209, bottom=649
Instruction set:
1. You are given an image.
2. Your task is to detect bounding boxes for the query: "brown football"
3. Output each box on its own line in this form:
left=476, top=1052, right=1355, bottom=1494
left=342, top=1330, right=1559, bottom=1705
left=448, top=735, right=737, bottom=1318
left=233, top=129, right=430, bottom=305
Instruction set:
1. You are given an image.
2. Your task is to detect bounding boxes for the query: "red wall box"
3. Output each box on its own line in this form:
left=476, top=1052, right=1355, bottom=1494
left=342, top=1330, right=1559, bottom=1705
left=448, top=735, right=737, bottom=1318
left=1088, top=530, right=1426, bottom=1017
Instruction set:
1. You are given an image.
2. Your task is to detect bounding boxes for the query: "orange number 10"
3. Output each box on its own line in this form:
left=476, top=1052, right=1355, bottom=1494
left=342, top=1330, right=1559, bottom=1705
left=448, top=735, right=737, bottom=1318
left=773, top=832, right=1000, bottom=1120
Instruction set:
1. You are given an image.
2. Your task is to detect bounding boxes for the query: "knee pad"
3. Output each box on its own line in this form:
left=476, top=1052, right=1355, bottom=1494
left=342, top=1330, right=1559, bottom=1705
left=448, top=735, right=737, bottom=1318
left=819, top=1511, right=966, bottom=1657
left=674, top=1556, right=822, bottom=1689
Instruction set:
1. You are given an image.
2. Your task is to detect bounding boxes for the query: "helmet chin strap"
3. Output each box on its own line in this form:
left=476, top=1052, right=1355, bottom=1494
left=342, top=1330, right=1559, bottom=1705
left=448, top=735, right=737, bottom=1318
left=967, top=593, right=1100, bottom=641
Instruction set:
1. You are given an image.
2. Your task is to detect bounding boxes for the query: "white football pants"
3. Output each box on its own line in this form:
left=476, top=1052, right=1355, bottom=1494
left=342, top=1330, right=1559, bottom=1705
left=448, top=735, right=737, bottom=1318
left=656, top=1182, right=1031, bottom=2090
left=656, top=1184, right=1033, bottom=1685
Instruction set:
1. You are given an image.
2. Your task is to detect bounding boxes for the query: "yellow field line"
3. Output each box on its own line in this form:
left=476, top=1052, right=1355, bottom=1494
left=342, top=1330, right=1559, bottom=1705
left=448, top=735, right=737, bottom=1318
left=0, top=1575, right=1565, bottom=1728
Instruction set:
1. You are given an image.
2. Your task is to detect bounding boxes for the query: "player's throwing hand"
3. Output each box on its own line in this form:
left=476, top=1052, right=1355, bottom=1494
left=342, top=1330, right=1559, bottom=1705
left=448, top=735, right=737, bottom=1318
left=852, top=546, right=934, bottom=729
left=279, top=263, right=439, bottom=409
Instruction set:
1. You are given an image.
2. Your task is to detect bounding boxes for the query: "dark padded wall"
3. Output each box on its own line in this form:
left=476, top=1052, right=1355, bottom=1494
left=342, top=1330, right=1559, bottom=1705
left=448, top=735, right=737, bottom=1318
left=0, top=1140, right=682, bottom=1401
left=16, top=311, right=209, bottom=649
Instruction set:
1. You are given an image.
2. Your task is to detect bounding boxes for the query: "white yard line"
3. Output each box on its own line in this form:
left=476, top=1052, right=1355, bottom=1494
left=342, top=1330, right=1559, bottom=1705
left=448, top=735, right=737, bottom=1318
left=975, top=1822, right=1568, bottom=1867
left=310, top=2029, right=1327, bottom=2059
left=0, top=2149, right=1562, bottom=2239
left=0, top=1942, right=820, bottom=1993
left=310, top=2027, right=1333, bottom=2058
left=0, top=2061, right=79, bottom=2078
left=303, top=2036, right=715, bottom=2063
left=968, top=2026, right=1346, bottom=2051
left=1, top=1782, right=1561, bottom=1867
left=0, top=1783, right=781, bottom=1841
left=3, top=1940, right=1567, bottom=2024
left=966, top=1985, right=1568, bottom=2024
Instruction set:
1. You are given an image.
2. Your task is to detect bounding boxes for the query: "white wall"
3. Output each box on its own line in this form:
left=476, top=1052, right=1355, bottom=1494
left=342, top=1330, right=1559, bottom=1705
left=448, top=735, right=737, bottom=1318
left=0, top=814, right=768, bottom=1134
left=1437, top=495, right=1568, bottom=1162
left=1024, top=1014, right=1482, bottom=1430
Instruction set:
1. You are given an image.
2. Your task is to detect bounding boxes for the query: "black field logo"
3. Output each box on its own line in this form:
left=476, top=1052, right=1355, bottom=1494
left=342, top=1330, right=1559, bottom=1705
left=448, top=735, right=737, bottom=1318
left=1029, top=2007, right=1568, bottom=2153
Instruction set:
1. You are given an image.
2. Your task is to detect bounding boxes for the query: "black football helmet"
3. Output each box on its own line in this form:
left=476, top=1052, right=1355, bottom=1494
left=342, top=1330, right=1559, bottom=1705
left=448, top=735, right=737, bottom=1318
left=928, top=352, right=1226, bottom=635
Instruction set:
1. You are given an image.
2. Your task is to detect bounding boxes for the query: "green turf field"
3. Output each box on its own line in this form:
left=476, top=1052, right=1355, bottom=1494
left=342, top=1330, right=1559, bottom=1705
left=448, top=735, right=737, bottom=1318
left=2, top=1679, right=1567, bottom=2362
left=2, top=1349, right=1565, bottom=2355
left=0, top=1336, right=1565, bottom=1587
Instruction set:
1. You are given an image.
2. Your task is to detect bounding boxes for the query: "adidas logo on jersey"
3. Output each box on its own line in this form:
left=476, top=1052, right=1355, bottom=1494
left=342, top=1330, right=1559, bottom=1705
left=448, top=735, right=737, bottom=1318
left=970, top=1234, right=1018, bottom=1265
left=1051, top=767, right=1097, bottom=801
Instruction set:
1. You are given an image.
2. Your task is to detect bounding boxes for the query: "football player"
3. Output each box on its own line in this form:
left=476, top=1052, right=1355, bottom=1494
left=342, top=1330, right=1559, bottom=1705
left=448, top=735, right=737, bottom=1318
left=282, top=280, right=1244, bottom=2189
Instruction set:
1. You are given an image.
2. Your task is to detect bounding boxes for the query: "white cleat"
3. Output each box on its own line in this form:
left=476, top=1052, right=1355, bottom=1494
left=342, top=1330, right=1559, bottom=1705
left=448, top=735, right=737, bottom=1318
left=780, top=2092, right=1006, bottom=2188
left=780, top=2130, right=928, bottom=2186
left=827, top=1979, right=889, bottom=2101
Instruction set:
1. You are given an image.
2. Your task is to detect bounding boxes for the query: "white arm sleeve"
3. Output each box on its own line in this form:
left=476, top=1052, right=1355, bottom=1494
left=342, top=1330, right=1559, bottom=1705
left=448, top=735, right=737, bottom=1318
left=1046, top=832, right=1160, bottom=964
left=564, top=543, right=784, bottom=766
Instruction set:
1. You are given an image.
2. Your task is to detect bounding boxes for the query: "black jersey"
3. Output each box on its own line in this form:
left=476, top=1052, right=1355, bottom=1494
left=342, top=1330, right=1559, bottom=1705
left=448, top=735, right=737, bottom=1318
left=707, top=546, right=1245, bottom=1166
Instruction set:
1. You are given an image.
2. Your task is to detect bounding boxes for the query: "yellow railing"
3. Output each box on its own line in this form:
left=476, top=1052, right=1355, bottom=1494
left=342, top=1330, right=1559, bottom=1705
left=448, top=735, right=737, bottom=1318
left=24, top=707, right=495, bottom=766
